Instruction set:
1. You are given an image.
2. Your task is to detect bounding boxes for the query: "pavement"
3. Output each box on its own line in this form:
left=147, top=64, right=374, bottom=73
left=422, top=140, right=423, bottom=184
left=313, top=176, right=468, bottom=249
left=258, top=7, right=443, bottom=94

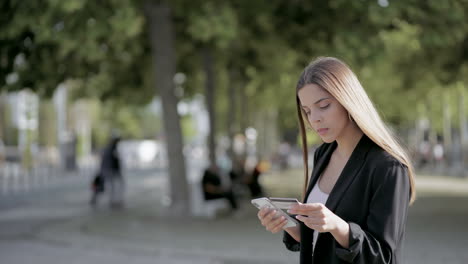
left=0, top=166, right=468, bottom=264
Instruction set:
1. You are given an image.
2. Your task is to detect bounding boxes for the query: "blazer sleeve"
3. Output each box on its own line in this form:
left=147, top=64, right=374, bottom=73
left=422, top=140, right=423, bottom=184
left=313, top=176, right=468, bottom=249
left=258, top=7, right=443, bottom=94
left=283, top=230, right=300, bottom=251
left=335, top=161, right=410, bottom=263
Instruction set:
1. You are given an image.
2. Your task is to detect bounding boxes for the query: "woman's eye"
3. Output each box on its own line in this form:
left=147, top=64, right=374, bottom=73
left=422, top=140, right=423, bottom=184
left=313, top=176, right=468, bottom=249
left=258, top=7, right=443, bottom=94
left=320, top=104, right=330, bottom=109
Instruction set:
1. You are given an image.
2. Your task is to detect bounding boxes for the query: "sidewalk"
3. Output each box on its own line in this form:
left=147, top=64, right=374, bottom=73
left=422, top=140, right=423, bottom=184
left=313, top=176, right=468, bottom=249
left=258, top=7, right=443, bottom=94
left=0, top=168, right=298, bottom=264
left=0, top=168, right=467, bottom=263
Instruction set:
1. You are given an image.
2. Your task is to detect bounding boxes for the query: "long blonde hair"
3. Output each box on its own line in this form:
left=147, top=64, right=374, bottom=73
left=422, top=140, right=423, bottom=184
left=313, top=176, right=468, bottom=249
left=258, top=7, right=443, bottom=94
left=296, top=57, right=416, bottom=205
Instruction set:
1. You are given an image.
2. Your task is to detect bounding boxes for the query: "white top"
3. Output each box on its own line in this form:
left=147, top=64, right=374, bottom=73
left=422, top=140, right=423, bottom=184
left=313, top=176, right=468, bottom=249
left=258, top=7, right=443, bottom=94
left=306, top=178, right=330, bottom=252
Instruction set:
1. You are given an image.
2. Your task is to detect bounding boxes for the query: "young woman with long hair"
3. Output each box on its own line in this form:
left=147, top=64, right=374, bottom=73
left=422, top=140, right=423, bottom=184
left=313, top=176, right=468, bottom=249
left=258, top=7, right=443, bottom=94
left=257, top=57, right=415, bottom=263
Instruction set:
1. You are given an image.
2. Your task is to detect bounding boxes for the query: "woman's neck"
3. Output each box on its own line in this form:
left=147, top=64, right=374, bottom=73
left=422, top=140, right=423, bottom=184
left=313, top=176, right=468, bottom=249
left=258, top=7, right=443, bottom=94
left=334, top=122, right=363, bottom=161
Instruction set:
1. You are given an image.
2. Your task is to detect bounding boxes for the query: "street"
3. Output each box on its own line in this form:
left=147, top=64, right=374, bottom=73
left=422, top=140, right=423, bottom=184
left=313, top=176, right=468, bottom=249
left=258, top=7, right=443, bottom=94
left=0, top=166, right=467, bottom=264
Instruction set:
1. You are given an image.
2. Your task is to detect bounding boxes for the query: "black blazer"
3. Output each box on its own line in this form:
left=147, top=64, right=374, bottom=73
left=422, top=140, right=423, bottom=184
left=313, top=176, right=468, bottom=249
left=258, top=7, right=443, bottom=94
left=283, top=134, right=410, bottom=264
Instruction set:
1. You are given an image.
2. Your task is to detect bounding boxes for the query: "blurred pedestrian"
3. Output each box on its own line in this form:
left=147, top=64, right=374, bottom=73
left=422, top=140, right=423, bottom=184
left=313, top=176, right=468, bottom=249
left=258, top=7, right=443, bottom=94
left=202, top=164, right=238, bottom=211
left=228, top=158, right=248, bottom=198
left=246, top=161, right=265, bottom=198
left=278, top=142, right=291, bottom=170
left=433, top=136, right=444, bottom=167
left=90, top=171, right=105, bottom=205
left=256, top=57, right=416, bottom=263
left=417, top=140, right=431, bottom=168
left=91, top=136, right=124, bottom=209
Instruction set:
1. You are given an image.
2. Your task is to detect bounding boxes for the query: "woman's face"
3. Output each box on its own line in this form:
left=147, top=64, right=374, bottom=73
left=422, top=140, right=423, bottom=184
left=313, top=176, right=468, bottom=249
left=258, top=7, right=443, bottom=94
left=297, top=84, right=350, bottom=143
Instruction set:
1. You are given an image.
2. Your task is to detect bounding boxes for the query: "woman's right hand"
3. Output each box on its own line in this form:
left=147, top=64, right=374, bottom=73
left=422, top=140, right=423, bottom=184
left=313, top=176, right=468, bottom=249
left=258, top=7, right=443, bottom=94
left=257, top=207, right=289, bottom=234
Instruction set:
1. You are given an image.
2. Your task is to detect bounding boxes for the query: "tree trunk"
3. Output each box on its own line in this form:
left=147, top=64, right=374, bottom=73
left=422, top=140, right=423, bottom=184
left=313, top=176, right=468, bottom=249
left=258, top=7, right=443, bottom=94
left=227, top=69, right=237, bottom=166
left=460, top=91, right=467, bottom=176
left=0, top=92, right=6, bottom=166
left=252, top=109, right=278, bottom=160
left=239, top=79, right=248, bottom=163
left=443, top=95, right=452, bottom=166
left=145, top=1, right=189, bottom=216
left=0, top=92, right=5, bottom=142
left=240, top=83, right=248, bottom=133
left=202, top=46, right=216, bottom=167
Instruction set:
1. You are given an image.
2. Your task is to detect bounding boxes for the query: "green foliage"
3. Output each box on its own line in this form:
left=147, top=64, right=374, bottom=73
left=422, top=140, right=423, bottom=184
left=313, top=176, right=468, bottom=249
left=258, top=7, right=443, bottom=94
left=303, top=130, right=321, bottom=147
left=180, top=114, right=197, bottom=142
left=2, top=0, right=468, bottom=146
left=0, top=0, right=151, bottom=102
left=186, top=2, right=238, bottom=49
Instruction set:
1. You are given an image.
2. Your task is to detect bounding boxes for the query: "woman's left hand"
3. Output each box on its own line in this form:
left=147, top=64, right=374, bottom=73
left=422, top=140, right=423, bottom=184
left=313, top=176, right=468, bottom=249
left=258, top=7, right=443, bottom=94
left=287, top=203, right=343, bottom=233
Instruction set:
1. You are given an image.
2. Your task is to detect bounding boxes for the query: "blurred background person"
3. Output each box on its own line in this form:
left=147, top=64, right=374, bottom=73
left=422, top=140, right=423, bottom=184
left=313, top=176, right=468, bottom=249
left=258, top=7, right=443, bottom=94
left=202, top=164, right=238, bottom=212
left=89, top=169, right=105, bottom=206
left=246, top=161, right=265, bottom=198
left=100, top=136, right=124, bottom=209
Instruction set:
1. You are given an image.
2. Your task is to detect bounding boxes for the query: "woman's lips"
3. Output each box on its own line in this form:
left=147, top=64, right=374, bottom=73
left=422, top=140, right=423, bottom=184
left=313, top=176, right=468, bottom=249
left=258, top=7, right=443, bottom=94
left=317, top=128, right=329, bottom=135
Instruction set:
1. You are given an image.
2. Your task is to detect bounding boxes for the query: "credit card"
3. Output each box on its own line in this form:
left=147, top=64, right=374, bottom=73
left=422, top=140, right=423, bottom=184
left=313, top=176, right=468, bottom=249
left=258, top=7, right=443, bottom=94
left=269, top=197, right=299, bottom=210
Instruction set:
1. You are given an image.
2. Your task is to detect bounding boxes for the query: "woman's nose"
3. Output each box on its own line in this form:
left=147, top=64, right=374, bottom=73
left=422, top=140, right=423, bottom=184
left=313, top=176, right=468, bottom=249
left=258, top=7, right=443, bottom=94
left=309, top=112, right=321, bottom=124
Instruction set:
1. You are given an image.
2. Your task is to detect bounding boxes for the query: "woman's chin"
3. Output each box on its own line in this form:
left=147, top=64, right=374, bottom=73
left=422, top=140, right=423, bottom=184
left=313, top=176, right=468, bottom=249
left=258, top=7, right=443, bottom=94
left=319, top=135, right=335, bottom=144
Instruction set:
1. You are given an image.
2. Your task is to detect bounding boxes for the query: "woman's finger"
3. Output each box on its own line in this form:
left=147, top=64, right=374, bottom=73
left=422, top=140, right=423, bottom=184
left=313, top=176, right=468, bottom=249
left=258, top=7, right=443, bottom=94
left=258, top=207, right=270, bottom=218
left=264, top=209, right=278, bottom=222
left=271, top=218, right=288, bottom=233
left=271, top=215, right=286, bottom=227
left=301, top=214, right=326, bottom=222
left=266, top=216, right=286, bottom=232
left=258, top=208, right=273, bottom=221
left=257, top=208, right=267, bottom=219
left=288, top=203, right=325, bottom=215
left=260, top=210, right=277, bottom=226
left=295, top=215, right=328, bottom=231
left=296, top=214, right=325, bottom=223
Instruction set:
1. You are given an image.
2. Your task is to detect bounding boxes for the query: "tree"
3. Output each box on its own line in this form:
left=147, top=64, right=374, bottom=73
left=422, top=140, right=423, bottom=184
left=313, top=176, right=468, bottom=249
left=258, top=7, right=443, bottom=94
left=185, top=1, right=239, bottom=166
left=144, top=0, right=189, bottom=216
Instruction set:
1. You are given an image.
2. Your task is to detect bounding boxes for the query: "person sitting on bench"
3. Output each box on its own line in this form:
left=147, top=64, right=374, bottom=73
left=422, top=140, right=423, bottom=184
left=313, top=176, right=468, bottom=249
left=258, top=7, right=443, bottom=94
left=201, top=164, right=238, bottom=211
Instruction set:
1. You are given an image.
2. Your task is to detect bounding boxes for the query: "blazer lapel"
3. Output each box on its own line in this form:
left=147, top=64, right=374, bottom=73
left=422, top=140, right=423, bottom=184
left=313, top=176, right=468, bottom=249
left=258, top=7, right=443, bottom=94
left=325, top=134, right=373, bottom=212
left=303, top=141, right=337, bottom=203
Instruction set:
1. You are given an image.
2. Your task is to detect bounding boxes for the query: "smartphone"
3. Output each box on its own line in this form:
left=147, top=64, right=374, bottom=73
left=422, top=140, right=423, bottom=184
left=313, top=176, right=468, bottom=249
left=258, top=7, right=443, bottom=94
left=251, top=197, right=298, bottom=228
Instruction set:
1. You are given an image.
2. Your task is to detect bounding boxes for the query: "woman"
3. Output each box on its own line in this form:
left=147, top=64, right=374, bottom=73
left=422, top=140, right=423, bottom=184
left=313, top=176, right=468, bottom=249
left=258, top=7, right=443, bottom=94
left=257, top=57, right=415, bottom=263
